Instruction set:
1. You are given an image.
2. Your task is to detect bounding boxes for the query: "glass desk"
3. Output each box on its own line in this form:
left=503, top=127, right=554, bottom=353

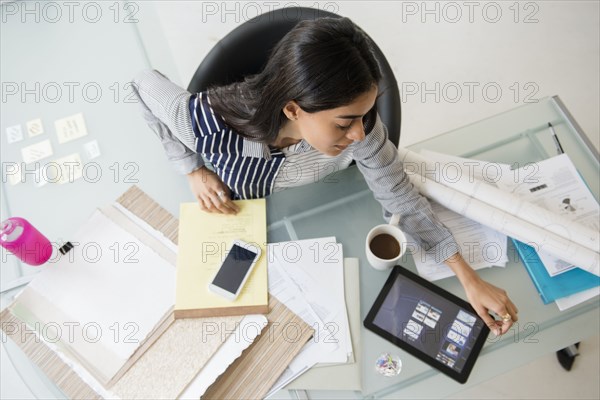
left=0, top=3, right=188, bottom=398
left=1, top=29, right=598, bottom=395
left=0, top=3, right=191, bottom=288
left=265, top=96, right=599, bottom=399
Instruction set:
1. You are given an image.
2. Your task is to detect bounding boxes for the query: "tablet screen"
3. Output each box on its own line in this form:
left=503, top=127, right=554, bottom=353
left=364, top=266, right=489, bottom=383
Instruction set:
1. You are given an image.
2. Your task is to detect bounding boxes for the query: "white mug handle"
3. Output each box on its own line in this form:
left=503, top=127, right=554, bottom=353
left=389, top=213, right=401, bottom=226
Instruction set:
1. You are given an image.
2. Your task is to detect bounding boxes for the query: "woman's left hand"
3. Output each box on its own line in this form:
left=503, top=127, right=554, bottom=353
left=445, top=253, right=518, bottom=336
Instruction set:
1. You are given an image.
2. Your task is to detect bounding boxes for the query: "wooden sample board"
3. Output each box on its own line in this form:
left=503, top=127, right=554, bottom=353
left=1, top=186, right=314, bottom=399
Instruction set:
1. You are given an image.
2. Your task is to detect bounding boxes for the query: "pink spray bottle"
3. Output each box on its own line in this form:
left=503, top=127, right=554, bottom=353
left=0, top=217, right=52, bottom=266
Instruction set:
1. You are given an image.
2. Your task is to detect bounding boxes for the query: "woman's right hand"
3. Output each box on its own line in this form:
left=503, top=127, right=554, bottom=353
left=186, top=167, right=240, bottom=215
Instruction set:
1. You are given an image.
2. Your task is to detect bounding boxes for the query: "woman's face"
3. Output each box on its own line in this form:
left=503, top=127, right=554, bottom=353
left=285, top=85, right=378, bottom=156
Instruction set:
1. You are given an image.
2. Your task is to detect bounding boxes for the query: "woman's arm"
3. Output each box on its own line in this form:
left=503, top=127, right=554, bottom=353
left=352, top=113, right=458, bottom=259
left=131, top=69, right=239, bottom=214
left=352, top=113, right=517, bottom=333
left=131, top=69, right=204, bottom=175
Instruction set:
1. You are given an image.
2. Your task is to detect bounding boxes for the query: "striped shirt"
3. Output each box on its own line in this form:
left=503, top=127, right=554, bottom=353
left=189, top=91, right=286, bottom=199
left=272, top=142, right=354, bottom=192
left=132, top=69, right=459, bottom=259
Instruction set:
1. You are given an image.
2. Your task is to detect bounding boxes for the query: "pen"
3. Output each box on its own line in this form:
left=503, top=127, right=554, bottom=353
left=548, top=122, right=564, bottom=155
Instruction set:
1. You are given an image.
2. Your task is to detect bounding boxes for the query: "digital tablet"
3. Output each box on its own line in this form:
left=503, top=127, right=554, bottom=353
left=364, top=266, right=490, bottom=383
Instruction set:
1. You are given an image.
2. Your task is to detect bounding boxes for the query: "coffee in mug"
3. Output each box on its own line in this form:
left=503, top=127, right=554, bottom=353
left=369, top=233, right=401, bottom=260
left=365, top=218, right=408, bottom=271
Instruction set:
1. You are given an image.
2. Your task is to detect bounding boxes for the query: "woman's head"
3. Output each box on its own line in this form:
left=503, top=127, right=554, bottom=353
left=208, top=16, right=383, bottom=153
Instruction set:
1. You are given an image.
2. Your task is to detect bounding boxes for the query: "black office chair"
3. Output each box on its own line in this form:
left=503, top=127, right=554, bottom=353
left=187, top=7, right=401, bottom=146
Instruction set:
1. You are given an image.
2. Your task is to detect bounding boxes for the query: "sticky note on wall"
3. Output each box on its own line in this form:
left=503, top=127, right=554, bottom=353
left=6, top=125, right=23, bottom=144
left=21, top=139, right=54, bottom=164
left=83, top=140, right=101, bottom=159
left=26, top=118, right=44, bottom=137
left=55, top=113, right=88, bottom=144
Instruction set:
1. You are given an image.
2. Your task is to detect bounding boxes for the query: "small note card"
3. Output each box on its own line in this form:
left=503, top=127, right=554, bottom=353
left=21, top=139, right=53, bottom=164
left=26, top=118, right=44, bottom=137
left=6, top=125, right=23, bottom=144
left=55, top=113, right=88, bottom=144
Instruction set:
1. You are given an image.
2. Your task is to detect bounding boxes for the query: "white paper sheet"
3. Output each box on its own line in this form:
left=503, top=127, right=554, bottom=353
left=55, top=112, right=88, bottom=143
left=412, top=201, right=508, bottom=281
left=265, top=238, right=352, bottom=395
left=21, top=139, right=53, bottom=163
left=23, top=209, right=175, bottom=382
left=265, top=253, right=353, bottom=397
left=420, top=149, right=512, bottom=185
left=266, top=256, right=330, bottom=350
left=412, top=150, right=509, bottom=280
left=264, top=260, right=328, bottom=396
left=401, top=149, right=600, bottom=254
left=179, top=315, right=268, bottom=399
left=6, top=124, right=23, bottom=143
left=54, top=152, right=83, bottom=184
left=400, top=149, right=600, bottom=277
left=496, top=154, right=600, bottom=276
left=269, top=237, right=349, bottom=363
left=554, top=287, right=600, bottom=311
left=26, top=118, right=44, bottom=137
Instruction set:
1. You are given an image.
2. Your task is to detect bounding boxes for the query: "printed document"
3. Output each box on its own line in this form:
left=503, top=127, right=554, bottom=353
left=411, top=151, right=509, bottom=281
left=496, top=154, right=600, bottom=276
left=411, top=202, right=508, bottom=281
left=266, top=237, right=352, bottom=394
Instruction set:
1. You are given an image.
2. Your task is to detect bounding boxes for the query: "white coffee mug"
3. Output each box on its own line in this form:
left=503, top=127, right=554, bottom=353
left=365, top=214, right=408, bottom=271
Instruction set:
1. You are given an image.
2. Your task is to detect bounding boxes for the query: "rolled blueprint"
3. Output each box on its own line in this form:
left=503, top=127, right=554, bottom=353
left=409, top=174, right=600, bottom=277
left=398, top=148, right=600, bottom=253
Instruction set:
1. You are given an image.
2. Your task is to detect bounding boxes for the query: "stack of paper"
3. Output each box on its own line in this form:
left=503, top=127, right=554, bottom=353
left=9, top=209, right=175, bottom=387
left=265, top=237, right=353, bottom=395
left=495, top=154, right=600, bottom=310
left=399, top=148, right=600, bottom=276
left=174, top=200, right=269, bottom=318
left=404, top=149, right=600, bottom=310
left=409, top=150, right=509, bottom=281
left=0, top=187, right=269, bottom=399
left=283, top=258, right=362, bottom=392
left=495, top=154, right=599, bottom=276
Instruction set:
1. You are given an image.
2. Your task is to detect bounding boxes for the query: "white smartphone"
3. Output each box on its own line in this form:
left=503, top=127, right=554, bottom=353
left=208, top=239, right=262, bottom=301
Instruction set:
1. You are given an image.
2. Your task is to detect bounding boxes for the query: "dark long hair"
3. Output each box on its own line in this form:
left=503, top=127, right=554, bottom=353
left=207, top=17, right=383, bottom=143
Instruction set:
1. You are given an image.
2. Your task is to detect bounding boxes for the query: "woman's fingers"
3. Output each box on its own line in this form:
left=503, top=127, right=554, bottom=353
left=218, top=191, right=241, bottom=213
left=187, top=167, right=240, bottom=215
left=196, top=189, right=239, bottom=215
left=198, top=196, right=217, bottom=213
left=475, top=306, right=502, bottom=336
left=490, top=303, right=516, bottom=335
left=470, top=285, right=518, bottom=336
left=497, top=309, right=514, bottom=335
left=208, top=191, right=238, bottom=214
left=507, top=299, right=519, bottom=322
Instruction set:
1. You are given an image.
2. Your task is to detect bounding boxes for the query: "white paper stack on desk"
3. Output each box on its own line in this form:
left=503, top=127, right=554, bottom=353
left=265, top=237, right=354, bottom=395
left=6, top=208, right=177, bottom=391
left=399, top=148, right=600, bottom=277
left=1, top=203, right=270, bottom=398
left=407, top=150, right=511, bottom=281
left=401, top=149, right=600, bottom=309
left=0, top=193, right=274, bottom=399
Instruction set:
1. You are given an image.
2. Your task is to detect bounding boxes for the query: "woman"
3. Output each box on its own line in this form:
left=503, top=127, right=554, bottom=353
left=132, top=17, right=517, bottom=335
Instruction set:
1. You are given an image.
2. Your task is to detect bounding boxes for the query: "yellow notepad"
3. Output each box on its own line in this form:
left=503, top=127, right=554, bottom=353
left=174, top=199, right=269, bottom=318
